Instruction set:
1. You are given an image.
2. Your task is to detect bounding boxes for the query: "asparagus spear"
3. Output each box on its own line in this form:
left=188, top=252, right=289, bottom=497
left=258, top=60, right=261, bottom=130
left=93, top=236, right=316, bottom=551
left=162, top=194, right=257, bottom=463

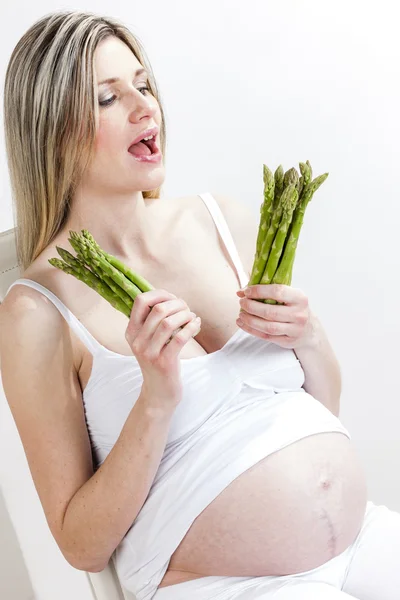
left=91, top=261, right=132, bottom=306
left=250, top=181, right=296, bottom=285
left=272, top=165, right=285, bottom=212
left=48, top=258, right=132, bottom=318
left=69, top=232, right=142, bottom=301
left=249, top=165, right=286, bottom=288
left=77, top=238, right=143, bottom=302
left=81, top=230, right=154, bottom=293
left=259, top=164, right=275, bottom=249
left=272, top=172, right=329, bottom=285
left=67, top=235, right=87, bottom=263
left=283, top=167, right=300, bottom=192
left=68, top=232, right=143, bottom=299
left=298, top=161, right=311, bottom=199
left=278, top=161, right=308, bottom=271
left=64, top=239, right=133, bottom=308
left=250, top=165, right=275, bottom=284
left=260, top=185, right=298, bottom=286
left=50, top=228, right=163, bottom=318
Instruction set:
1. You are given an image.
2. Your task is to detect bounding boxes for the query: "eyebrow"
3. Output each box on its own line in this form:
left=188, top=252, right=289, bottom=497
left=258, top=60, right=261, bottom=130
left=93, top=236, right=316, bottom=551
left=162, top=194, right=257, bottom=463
left=98, top=68, right=148, bottom=86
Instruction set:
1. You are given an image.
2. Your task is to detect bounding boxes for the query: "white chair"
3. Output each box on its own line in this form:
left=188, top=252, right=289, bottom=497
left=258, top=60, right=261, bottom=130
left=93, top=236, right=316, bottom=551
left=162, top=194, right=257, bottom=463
left=0, top=228, right=133, bottom=600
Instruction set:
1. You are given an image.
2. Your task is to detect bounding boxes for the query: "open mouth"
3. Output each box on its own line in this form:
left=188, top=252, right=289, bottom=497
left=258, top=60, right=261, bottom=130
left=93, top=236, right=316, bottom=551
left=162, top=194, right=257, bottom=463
left=128, top=134, right=159, bottom=158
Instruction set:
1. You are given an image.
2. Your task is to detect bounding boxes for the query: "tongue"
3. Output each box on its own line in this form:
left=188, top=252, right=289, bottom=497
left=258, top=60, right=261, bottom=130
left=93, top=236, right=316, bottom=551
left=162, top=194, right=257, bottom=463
left=129, top=141, right=151, bottom=157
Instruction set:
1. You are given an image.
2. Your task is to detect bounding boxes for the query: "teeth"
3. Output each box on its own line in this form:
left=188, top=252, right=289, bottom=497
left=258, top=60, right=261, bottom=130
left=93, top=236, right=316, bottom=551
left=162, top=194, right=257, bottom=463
left=142, top=135, right=154, bottom=141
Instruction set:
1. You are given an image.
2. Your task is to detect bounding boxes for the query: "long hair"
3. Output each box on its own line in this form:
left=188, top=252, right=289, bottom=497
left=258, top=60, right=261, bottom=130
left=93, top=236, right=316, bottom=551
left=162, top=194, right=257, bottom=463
left=3, top=10, right=166, bottom=270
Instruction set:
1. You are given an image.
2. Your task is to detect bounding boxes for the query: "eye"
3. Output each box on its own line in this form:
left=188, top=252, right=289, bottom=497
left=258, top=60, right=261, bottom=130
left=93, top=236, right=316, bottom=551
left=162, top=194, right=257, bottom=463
left=99, top=95, right=116, bottom=107
left=99, top=85, right=150, bottom=108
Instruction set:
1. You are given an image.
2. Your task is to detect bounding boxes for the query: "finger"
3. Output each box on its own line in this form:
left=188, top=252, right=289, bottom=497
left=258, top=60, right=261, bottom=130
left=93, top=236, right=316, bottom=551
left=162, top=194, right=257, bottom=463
left=236, top=318, right=273, bottom=341
left=243, top=284, right=301, bottom=306
left=236, top=319, right=293, bottom=347
left=162, top=316, right=202, bottom=358
left=139, top=298, right=187, bottom=340
left=239, top=297, right=293, bottom=323
left=237, top=312, right=294, bottom=336
left=128, top=290, right=177, bottom=333
left=150, top=308, right=196, bottom=352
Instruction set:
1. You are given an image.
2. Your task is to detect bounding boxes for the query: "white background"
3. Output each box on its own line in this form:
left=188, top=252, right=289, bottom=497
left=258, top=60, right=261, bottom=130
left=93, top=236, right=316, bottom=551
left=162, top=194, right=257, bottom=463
left=1, top=1, right=399, bottom=599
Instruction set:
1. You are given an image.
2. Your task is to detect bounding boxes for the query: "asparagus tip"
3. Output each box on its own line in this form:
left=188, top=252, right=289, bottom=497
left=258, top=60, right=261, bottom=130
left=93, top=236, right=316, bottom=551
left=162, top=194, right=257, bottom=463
left=69, top=230, right=82, bottom=243
left=49, top=258, right=67, bottom=269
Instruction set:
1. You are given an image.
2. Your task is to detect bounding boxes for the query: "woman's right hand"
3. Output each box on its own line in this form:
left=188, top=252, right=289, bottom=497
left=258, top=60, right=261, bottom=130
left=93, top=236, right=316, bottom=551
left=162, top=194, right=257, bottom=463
left=125, top=289, right=201, bottom=410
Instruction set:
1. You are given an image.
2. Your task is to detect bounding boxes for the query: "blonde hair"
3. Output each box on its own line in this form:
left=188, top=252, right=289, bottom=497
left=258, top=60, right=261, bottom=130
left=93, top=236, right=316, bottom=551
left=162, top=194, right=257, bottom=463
left=3, top=10, right=166, bottom=270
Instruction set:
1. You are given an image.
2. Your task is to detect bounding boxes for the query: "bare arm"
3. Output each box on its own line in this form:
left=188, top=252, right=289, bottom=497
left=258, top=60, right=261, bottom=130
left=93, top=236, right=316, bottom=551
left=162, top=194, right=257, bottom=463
left=0, top=287, right=176, bottom=572
left=293, top=312, right=342, bottom=417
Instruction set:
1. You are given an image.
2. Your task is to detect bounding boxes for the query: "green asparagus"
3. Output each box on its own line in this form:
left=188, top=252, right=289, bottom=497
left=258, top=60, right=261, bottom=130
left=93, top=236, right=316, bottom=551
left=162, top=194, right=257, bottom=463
left=248, top=160, right=329, bottom=305
left=272, top=172, right=328, bottom=286
left=273, top=165, right=285, bottom=211
left=48, top=258, right=132, bottom=317
left=283, top=167, right=300, bottom=193
left=260, top=185, right=298, bottom=285
left=256, top=164, right=275, bottom=255
left=64, top=236, right=133, bottom=308
left=49, top=231, right=151, bottom=318
left=249, top=176, right=295, bottom=286
left=80, top=238, right=142, bottom=302
left=81, top=230, right=154, bottom=293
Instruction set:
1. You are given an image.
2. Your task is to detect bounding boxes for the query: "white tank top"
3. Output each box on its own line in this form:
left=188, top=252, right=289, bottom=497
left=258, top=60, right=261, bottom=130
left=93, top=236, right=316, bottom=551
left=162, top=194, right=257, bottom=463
left=7, top=193, right=350, bottom=600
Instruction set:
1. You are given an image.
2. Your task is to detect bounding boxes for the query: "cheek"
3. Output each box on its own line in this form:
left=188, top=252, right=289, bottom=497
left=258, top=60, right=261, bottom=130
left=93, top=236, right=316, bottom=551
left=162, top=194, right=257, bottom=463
left=94, top=117, right=119, bottom=153
left=94, top=129, right=108, bottom=152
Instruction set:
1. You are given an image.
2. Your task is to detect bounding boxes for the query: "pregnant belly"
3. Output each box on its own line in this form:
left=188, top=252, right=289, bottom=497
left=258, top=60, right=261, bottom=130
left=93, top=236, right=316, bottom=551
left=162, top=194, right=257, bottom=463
left=160, top=432, right=368, bottom=587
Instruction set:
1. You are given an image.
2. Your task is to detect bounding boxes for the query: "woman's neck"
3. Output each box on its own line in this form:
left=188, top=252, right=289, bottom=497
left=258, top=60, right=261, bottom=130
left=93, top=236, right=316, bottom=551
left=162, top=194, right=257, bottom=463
left=63, top=187, right=167, bottom=261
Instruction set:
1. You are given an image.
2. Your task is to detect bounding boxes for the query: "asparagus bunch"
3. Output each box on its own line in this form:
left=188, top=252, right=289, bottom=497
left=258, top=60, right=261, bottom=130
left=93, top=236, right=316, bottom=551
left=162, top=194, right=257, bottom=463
left=49, top=230, right=154, bottom=318
left=249, top=161, right=328, bottom=304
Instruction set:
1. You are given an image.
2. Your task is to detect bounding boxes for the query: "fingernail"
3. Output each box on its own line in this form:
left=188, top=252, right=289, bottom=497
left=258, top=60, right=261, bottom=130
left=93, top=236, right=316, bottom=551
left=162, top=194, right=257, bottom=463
left=244, top=288, right=250, bottom=296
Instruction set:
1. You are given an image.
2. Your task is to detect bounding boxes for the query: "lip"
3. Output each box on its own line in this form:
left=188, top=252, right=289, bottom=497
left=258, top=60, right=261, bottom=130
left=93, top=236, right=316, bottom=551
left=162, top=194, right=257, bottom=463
left=129, top=149, right=162, bottom=164
left=128, top=125, right=159, bottom=149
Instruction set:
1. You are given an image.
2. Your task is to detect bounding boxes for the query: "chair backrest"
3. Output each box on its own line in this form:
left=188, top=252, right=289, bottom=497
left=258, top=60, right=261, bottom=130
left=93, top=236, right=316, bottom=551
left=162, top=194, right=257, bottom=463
left=0, top=228, right=20, bottom=300
left=0, top=228, right=132, bottom=600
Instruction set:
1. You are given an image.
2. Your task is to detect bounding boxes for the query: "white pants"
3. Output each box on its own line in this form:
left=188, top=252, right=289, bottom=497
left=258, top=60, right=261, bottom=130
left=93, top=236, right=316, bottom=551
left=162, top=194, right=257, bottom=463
left=154, top=502, right=400, bottom=599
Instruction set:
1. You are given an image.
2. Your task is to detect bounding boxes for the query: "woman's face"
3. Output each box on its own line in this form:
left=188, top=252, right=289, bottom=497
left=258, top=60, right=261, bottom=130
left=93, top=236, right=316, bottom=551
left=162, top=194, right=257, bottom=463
left=84, top=36, right=165, bottom=196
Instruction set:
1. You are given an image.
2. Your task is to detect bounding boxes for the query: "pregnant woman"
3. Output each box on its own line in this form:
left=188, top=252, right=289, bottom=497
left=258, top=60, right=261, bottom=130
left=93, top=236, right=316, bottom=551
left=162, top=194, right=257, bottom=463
left=1, top=10, right=399, bottom=600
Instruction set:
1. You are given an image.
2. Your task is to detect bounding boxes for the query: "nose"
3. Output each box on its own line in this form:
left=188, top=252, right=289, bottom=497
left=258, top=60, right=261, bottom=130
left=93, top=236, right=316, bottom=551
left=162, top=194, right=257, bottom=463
left=128, top=89, right=156, bottom=124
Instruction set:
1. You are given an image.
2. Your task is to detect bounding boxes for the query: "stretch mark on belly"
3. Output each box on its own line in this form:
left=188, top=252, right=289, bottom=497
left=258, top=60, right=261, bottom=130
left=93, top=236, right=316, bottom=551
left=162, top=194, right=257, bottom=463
left=320, top=508, right=337, bottom=557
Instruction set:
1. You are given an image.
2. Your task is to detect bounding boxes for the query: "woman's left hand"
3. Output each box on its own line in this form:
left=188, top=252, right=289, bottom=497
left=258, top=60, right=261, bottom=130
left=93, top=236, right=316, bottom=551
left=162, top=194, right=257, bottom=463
left=236, top=284, right=314, bottom=350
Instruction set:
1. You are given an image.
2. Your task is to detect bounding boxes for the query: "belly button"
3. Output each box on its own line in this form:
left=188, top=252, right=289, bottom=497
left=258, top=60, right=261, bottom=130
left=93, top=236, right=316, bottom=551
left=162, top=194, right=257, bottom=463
left=320, top=478, right=332, bottom=490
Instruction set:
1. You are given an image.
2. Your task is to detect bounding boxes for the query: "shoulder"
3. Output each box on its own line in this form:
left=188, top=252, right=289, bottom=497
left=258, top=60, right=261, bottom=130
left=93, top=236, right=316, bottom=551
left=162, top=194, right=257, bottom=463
left=0, top=281, right=77, bottom=371
left=211, top=192, right=259, bottom=234
left=1, top=281, right=59, bottom=327
left=173, top=191, right=259, bottom=279
left=208, top=192, right=260, bottom=276
left=1, top=249, right=67, bottom=333
left=176, top=192, right=259, bottom=236
left=1, top=281, right=63, bottom=341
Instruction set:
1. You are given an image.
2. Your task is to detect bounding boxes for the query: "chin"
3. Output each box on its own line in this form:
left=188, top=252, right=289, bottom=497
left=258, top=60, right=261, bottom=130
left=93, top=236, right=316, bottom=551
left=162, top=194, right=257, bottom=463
left=136, top=165, right=166, bottom=193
